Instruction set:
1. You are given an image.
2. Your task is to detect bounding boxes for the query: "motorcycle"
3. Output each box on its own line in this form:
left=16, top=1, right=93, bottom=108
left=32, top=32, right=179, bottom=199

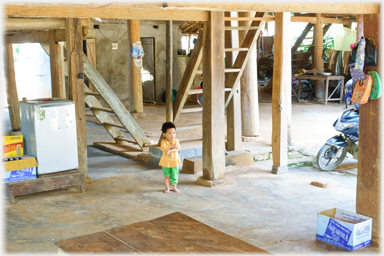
left=316, top=103, right=359, bottom=171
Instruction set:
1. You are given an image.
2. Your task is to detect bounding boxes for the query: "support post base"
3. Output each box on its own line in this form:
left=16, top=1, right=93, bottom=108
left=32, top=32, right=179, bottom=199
left=196, top=176, right=234, bottom=187
left=241, top=136, right=262, bottom=142
left=272, top=165, right=288, bottom=175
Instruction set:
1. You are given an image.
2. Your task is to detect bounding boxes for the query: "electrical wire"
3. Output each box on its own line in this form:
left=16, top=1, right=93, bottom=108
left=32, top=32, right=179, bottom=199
left=97, top=28, right=128, bottom=43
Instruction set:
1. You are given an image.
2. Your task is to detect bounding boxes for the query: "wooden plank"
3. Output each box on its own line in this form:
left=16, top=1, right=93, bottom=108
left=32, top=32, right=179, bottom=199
left=323, top=17, right=352, bottom=25
left=6, top=172, right=84, bottom=205
left=127, top=20, right=143, bottom=114
left=173, top=26, right=205, bottom=124
left=66, top=18, right=88, bottom=178
left=106, top=222, right=208, bottom=253
left=225, top=48, right=248, bottom=51
left=55, top=231, right=138, bottom=253
left=114, top=138, right=138, bottom=145
left=151, top=212, right=271, bottom=253
left=188, top=89, right=203, bottom=95
left=166, top=20, right=173, bottom=122
left=181, top=107, right=202, bottom=113
left=91, top=106, right=114, bottom=113
left=103, top=122, right=126, bottom=130
left=225, top=26, right=259, bottom=30
left=225, top=16, right=275, bottom=21
left=356, top=13, right=381, bottom=241
left=92, top=142, right=148, bottom=162
left=225, top=12, right=266, bottom=108
left=49, top=30, right=66, bottom=99
left=202, top=11, right=225, bottom=181
left=85, top=91, right=100, bottom=96
left=4, top=18, right=91, bottom=31
left=86, top=38, right=97, bottom=92
left=356, top=14, right=364, bottom=40
left=239, top=11, right=260, bottom=138
left=5, top=5, right=209, bottom=21
left=5, top=43, right=21, bottom=131
left=291, top=23, right=313, bottom=56
left=5, top=29, right=95, bottom=44
left=314, top=14, right=325, bottom=99
left=83, top=54, right=150, bottom=149
left=291, top=16, right=317, bottom=23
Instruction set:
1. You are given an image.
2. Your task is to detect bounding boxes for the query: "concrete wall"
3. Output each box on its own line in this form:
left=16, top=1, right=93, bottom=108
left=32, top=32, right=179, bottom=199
left=94, top=21, right=191, bottom=106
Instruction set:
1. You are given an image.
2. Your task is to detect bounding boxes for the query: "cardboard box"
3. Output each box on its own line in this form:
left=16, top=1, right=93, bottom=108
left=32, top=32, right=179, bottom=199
left=317, top=208, right=372, bottom=251
left=3, top=135, right=23, bottom=158
left=2, top=155, right=37, bottom=183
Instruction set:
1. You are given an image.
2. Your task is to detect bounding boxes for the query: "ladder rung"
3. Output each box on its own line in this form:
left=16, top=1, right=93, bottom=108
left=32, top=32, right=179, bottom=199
left=177, top=124, right=203, bottom=131
left=196, top=69, right=241, bottom=75
left=225, top=48, right=249, bottom=52
left=181, top=107, right=203, bottom=113
left=115, top=137, right=138, bottom=144
left=91, top=106, right=114, bottom=113
left=225, top=26, right=259, bottom=31
left=85, top=91, right=100, bottom=96
left=103, top=121, right=125, bottom=129
left=225, top=88, right=232, bottom=92
left=188, top=89, right=203, bottom=95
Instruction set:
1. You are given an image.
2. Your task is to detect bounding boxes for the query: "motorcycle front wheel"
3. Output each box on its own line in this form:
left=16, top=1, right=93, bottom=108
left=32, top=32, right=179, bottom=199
left=316, top=144, right=348, bottom=171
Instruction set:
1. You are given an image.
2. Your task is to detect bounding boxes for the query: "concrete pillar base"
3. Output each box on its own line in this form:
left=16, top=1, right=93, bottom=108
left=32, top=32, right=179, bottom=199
left=242, top=136, right=262, bottom=142
left=272, top=165, right=288, bottom=175
left=131, top=112, right=147, bottom=118
left=9, top=130, right=22, bottom=135
left=196, top=176, right=235, bottom=187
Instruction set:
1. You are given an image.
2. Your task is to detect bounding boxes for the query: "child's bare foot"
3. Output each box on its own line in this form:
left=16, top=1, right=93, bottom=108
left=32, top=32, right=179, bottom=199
left=164, top=189, right=170, bottom=193
left=172, top=188, right=180, bottom=193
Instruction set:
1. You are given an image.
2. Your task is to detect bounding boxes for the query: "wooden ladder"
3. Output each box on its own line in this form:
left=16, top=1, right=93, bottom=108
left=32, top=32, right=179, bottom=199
left=83, top=54, right=150, bottom=151
left=171, top=12, right=267, bottom=133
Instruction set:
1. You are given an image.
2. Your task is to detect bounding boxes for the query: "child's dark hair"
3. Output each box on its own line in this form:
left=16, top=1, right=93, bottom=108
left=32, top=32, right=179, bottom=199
left=161, top=122, right=176, bottom=133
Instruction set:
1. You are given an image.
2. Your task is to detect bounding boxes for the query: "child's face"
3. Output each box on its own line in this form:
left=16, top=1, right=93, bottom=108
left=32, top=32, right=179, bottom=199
left=163, top=128, right=176, bottom=141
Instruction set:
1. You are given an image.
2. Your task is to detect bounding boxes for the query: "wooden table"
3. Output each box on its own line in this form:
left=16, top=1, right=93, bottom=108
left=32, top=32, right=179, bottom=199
left=5, top=170, right=85, bottom=205
left=55, top=212, right=271, bottom=254
left=296, top=74, right=345, bottom=105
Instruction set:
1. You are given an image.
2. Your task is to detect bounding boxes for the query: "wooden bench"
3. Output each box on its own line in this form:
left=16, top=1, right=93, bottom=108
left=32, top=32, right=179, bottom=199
left=5, top=170, right=85, bottom=205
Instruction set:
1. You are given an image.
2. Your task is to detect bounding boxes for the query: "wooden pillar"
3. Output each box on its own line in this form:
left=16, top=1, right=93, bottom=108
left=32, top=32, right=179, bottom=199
left=65, top=18, right=89, bottom=181
left=166, top=21, right=173, bottom=122
left=356, top=14, right=364, bottom=41
left=271, top=12, right=290, bottom=175
left=314, top=13, right=325, bottom=99
left=127, top=20, right=144, bottom=114
left=226, top=12, right=242, bottom=151
left=238, top=12, right=260, bottom=138
left=356, top=13, right=381, bottom=245
left=201, top=12, right=225, bottom=181
left=49, top=30, right=66, bottom=99
left=5, top=43, right=21, bottom=132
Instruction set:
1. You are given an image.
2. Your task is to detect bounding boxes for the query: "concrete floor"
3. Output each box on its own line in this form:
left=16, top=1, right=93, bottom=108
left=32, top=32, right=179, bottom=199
left=3, top=94, right=376, bottom=254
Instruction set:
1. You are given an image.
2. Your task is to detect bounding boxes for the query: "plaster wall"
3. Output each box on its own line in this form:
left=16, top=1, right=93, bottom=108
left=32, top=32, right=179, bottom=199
left=94, top=21, right=190, bottom=106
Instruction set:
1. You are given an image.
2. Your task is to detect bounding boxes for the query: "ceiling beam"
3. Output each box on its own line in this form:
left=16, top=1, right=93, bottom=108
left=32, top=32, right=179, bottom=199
left=5, top=5, right=209, bottom=21
left=4, top=18, right=91, bottom=31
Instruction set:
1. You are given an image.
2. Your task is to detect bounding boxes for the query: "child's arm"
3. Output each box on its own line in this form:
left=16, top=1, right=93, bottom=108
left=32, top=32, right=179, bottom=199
left=160, top=140, right=170, bottom=152
left=170, top=139, right=180, bottom=150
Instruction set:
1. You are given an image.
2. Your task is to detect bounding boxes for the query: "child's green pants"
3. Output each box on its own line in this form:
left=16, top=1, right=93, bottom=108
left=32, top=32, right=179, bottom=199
left=162, top=166, right=179, bottom=185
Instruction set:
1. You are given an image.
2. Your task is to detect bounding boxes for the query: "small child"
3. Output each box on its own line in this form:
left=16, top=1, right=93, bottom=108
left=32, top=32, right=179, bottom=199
left=159, top=122, right=181, bottom=193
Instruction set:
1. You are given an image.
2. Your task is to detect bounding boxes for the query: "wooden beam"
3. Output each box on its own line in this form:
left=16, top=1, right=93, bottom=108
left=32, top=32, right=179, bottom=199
left=271, top=12, right=290, bottom=175
left=202, top=11, right=225, bottom=181
left=127, top=20, right=144, bottom=114
left=166, top=20, right=173, bottom=122
left=49, top=30, right=66, bottom=99
left=6, top=29, right=96, bottom=44
left=314, top=14, right=325, bottom=99
left=291, top=23, right=313, bottom=55
left=356, top=13, right=381, bottom=244
left=356, top=14, right=364, bottom=40
left=291, top=16, right=317, bottom=23
left=239, top=12, right=260, bottom=138
left=66, top=18, right=88, bottom=180
left=173, top=27, right=205, bottom=124
left=5, top=5, right=209, bottom=21
left=323, top=17, right=352, bottom=25
left=5, top=43, right=21, bottom=132
left=4, top=18, right=91, bottom=31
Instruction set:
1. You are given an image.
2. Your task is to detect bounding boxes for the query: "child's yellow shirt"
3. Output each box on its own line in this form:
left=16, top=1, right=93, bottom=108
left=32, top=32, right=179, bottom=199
left=159, top=139, right=181, bottom=168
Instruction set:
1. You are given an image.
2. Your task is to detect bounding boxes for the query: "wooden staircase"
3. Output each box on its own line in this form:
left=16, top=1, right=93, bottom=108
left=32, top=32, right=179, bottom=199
left=171, top=12, right=266, bottom=137
left=83, top=54, right=150, bottom=152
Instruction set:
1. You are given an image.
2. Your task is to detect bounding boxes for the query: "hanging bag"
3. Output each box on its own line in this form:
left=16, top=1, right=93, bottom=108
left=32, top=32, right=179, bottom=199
left=351, top=74, right=373, bottom=105
left=368, top=71, right=382, bottom=100
left=349, top=37, right=366, bottom=82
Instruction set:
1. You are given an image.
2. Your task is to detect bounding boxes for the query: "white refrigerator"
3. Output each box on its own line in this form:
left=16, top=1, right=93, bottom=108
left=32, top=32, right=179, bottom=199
left=19, top=100, right=79, bottom=175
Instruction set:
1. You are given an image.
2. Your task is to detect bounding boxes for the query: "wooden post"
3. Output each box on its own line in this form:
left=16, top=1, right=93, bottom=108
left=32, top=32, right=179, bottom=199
left=271, top=12, right=290, bottom=175
left=356, top=13, right=381, bottom=245
left=127, top=20, right=144, bottom=115
left=49, top=30, right=66, bottom=99
left=238, top=12, right=260, bottom=139
left=65, top=18, right=89, bottom=182
left=86, top=38, right=97, bottom=92
left=5, top=43, right=21, bottom=132
left=314, top=13, right=325, bottom=99
left=166, top=21, right=173, bottom=122
left=201, top=12, right=226, bottom=181
left=356, top=14, right=364, bottom=41
left=226, top=12, right=241, bottom=151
